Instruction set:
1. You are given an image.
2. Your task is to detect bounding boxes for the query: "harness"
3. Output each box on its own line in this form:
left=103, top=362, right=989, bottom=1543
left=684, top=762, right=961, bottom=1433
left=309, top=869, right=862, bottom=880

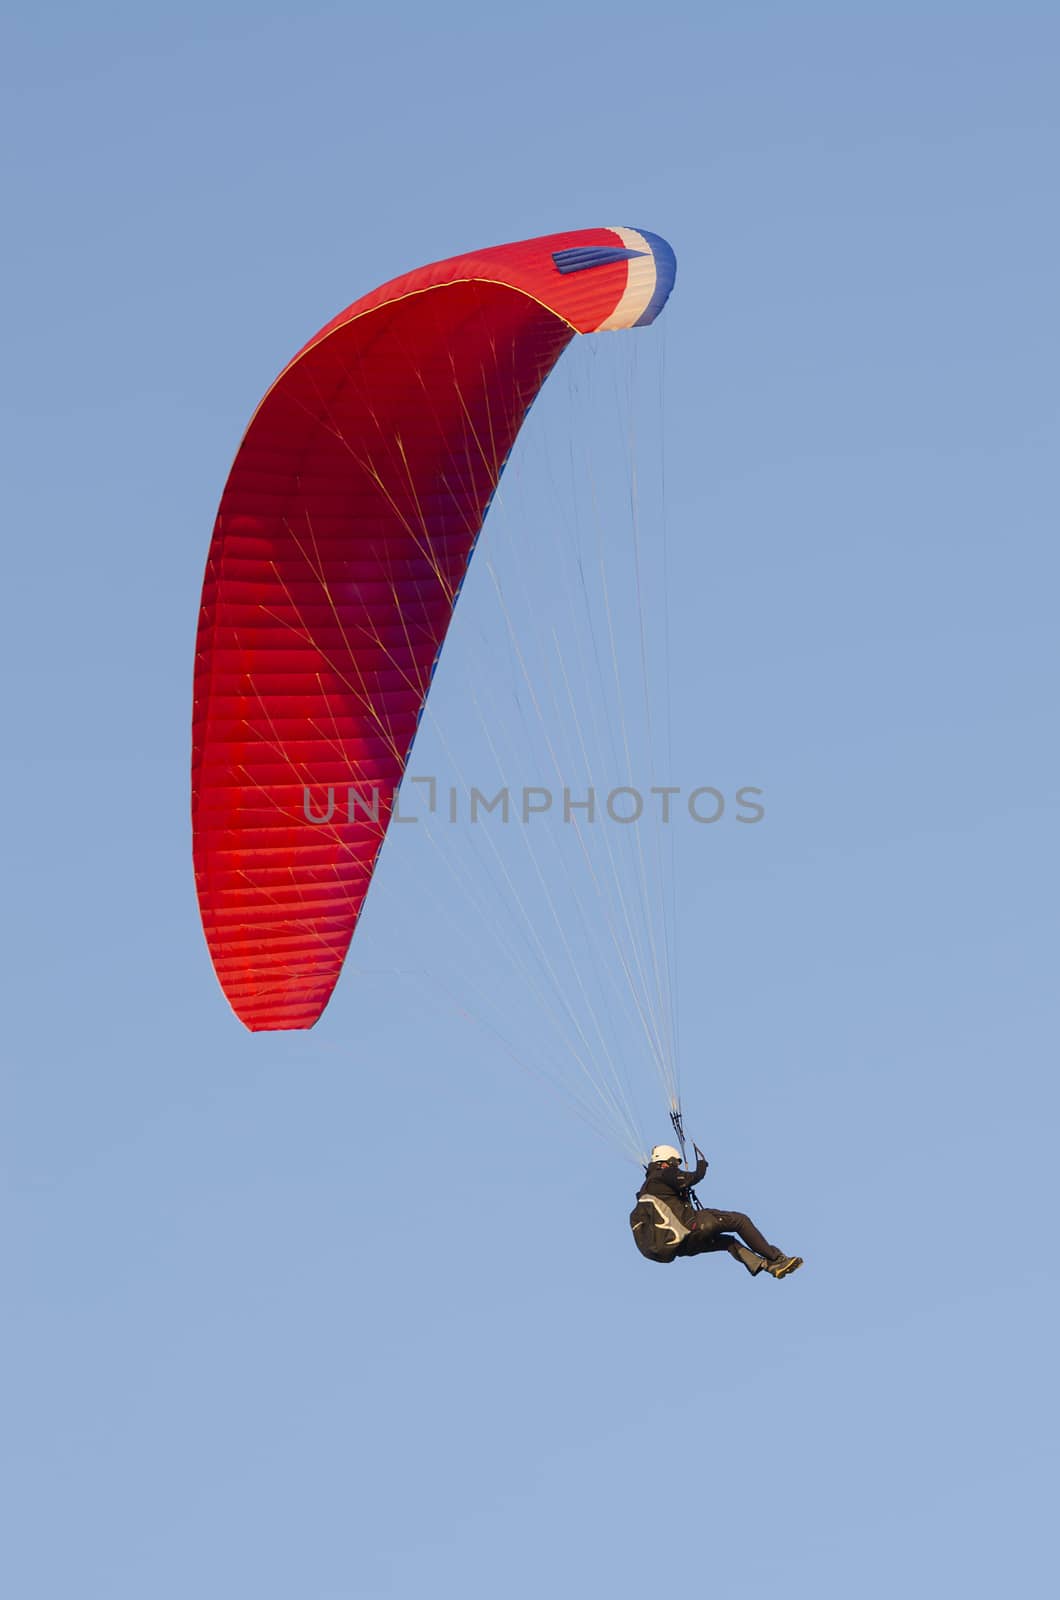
left=634, top=1192, right=692, bottom=1247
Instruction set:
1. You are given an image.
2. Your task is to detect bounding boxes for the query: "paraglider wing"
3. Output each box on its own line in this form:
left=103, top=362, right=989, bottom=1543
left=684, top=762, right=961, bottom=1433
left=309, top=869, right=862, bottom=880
left=192, top=227, right=676, bottom=1031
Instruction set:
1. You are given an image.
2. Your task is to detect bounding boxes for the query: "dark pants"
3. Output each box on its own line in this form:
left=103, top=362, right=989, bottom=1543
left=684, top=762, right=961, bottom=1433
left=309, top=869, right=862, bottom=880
left=676, top=1209, right=780, bottom=1264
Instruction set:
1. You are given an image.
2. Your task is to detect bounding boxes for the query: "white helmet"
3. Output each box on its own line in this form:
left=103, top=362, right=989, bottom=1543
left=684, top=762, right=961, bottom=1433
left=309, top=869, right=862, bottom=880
left=650, top=1144, right=682, bottom=1165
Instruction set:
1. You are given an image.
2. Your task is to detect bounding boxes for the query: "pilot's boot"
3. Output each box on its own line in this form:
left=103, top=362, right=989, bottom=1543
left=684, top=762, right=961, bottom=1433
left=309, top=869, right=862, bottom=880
left=765, top=1253, right=804, bottom=1279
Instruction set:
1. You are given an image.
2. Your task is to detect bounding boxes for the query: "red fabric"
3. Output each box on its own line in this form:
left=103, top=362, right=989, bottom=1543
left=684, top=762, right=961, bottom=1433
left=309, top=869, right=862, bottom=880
left=193, top=231, right=637, bottom=1030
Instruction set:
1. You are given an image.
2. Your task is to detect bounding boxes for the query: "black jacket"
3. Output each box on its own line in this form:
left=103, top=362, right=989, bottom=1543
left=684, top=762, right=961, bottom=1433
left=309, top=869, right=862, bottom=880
left=638, top=1155, right=707, bottom=1227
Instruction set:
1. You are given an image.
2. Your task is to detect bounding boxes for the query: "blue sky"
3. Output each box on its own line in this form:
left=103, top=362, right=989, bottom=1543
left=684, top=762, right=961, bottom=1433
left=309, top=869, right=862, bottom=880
left=3, top=3, right=1058, bottom=1596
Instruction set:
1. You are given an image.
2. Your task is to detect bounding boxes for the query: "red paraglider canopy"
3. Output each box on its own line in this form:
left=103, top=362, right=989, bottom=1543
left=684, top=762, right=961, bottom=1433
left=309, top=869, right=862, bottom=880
left=192, top=227, right=676, bottom=1030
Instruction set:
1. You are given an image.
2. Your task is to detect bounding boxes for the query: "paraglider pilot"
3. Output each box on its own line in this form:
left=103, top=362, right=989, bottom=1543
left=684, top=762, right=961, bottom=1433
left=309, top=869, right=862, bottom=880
left=630, top=1144, right=803, bottom=1278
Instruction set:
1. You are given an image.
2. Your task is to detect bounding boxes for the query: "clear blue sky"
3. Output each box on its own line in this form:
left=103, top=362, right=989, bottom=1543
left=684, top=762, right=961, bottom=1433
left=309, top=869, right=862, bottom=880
left=4, top=3, right=1058, bottom=1596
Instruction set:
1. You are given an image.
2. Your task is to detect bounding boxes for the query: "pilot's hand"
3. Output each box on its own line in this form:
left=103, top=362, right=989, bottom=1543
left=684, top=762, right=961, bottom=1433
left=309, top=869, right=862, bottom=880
left=693, top=1143, right=709, bottom=1167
